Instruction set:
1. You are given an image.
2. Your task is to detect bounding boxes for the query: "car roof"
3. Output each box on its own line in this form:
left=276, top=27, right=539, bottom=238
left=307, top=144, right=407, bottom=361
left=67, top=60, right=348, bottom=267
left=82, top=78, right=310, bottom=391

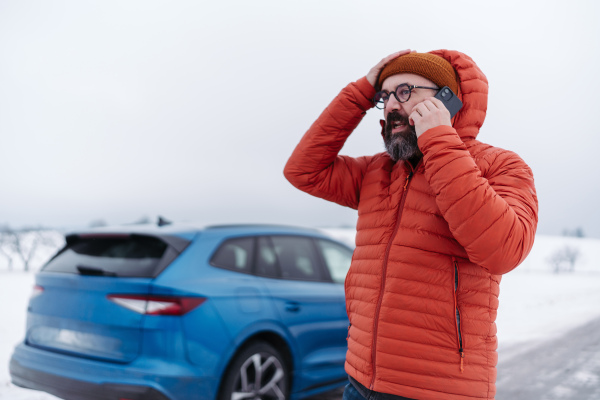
left=67, top=222, right=329, bottom=242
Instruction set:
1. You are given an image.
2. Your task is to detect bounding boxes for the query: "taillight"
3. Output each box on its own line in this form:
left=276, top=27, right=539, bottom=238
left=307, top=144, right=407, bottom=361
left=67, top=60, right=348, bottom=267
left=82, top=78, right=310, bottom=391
left=30, top=285, right=44, bottom=300
left=107, top=294, right=206, bottom=316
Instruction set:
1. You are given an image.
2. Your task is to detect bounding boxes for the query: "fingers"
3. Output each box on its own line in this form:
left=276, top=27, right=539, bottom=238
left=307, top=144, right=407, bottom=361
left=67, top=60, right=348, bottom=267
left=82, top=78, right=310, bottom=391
left=409, top=101, right=425, bottom=124
left=377, top=49, right=412, bottom=71
left=411, top=99, right=447, bottom=117
left=382, top=49, right=412, bottom=63
left=409, top=110, right=420, bottom=126
left=366, top=49, right=413, bottom=87
left=410, top=101, right=431, bottom=118
left=410, top=98, right=452, bottom=137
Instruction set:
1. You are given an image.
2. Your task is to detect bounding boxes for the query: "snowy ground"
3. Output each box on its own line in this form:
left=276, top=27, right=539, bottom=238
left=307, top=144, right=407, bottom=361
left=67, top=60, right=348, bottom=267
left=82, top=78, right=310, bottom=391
left=1, top=233, right=599, bottom=399
left=0, top=273, right=61, bottom=399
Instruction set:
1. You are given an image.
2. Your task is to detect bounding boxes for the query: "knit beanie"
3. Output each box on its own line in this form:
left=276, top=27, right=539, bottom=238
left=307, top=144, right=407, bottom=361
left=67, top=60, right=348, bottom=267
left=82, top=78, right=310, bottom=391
left=377, top=52, right=459, bottom=95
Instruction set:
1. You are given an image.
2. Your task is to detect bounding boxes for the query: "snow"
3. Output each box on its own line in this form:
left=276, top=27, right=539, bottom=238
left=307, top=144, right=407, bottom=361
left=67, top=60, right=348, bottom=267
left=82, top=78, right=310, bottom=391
left=0, top=272, right=60, bottom=399
left=1, top=233, right=599, bottom=398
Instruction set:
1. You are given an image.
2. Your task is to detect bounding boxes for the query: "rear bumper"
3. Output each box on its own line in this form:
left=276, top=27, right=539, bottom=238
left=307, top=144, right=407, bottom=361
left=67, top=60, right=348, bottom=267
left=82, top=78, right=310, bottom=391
left=11, top=357, right=169, bottom=400
left=10, top=343, right=214, bottom=400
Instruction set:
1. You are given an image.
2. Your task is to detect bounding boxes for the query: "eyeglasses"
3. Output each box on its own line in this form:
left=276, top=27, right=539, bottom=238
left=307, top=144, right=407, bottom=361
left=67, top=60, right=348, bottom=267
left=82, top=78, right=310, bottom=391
left=373, top=83, right=439, bottom=109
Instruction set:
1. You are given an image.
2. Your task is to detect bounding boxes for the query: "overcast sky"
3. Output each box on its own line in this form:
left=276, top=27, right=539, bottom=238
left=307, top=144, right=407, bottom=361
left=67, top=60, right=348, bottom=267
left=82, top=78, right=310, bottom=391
left=1, top=0, right=599, bottom=237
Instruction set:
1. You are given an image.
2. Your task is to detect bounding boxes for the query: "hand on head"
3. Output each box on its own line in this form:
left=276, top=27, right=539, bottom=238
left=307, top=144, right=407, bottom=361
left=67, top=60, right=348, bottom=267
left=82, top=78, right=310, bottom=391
left=366, top=50, right=415, bottom=87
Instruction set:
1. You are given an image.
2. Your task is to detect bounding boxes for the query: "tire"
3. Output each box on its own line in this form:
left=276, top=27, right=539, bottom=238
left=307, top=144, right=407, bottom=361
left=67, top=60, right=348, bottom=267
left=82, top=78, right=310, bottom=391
left=218, top=341, right=289, bottom=400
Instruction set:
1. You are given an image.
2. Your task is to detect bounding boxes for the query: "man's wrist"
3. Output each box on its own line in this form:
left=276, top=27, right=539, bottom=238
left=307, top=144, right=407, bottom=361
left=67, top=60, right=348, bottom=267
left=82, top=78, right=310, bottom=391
left=417, top=125, right=460, bottom=156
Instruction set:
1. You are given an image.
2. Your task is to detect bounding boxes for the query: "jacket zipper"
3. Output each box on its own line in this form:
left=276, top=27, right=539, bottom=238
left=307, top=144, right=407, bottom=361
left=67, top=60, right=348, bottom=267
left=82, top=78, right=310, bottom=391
left=453, top=257, right=465, bottom=372
left=370, top=168, right=414, bottom=390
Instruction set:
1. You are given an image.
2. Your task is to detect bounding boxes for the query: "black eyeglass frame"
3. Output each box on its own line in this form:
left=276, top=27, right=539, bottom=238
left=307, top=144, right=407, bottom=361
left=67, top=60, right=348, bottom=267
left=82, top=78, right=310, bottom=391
left=373, top=83, right=439, bottom=109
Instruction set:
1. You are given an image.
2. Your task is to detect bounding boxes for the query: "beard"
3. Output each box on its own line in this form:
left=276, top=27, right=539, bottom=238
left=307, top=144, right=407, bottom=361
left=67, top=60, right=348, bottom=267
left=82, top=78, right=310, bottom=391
left=383, top=111, right=423, bottom=163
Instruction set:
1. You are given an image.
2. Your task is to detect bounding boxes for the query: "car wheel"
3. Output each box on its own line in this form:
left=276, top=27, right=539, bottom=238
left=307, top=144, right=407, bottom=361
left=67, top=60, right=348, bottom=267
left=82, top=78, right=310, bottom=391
left=219, top=341, right=289, bottom=400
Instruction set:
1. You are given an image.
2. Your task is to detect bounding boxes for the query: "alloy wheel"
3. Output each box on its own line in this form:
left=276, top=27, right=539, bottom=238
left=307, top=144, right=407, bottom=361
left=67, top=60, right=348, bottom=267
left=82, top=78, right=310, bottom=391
left=220, top=342, right=289, bottom=400
left=232, top=352, right=285, bottom=400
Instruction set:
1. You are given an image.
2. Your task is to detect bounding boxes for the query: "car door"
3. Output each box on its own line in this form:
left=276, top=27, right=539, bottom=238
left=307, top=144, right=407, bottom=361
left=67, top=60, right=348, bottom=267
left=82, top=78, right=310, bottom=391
left=256, top=235, right=349, bottom=391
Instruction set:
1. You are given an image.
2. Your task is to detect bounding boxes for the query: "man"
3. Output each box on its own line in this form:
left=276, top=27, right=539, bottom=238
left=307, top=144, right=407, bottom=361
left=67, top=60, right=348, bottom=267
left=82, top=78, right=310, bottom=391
left=284, top=49, right=538, bottom=400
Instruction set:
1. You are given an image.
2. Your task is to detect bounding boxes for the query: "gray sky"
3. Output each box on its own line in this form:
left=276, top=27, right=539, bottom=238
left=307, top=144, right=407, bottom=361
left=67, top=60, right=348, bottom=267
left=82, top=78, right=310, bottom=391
left=1, top=0, right=599, bottom=237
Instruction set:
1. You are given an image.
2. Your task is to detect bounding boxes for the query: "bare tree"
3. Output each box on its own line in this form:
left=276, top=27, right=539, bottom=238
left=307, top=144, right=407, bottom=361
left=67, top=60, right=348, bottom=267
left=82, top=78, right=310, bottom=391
left=0, top=227, right=64, bottom=272
left=6, top=227, right=38, bottom=271
left=547, top=245, right=581, bottom=273
left=0, top=227, right=14, bottom=270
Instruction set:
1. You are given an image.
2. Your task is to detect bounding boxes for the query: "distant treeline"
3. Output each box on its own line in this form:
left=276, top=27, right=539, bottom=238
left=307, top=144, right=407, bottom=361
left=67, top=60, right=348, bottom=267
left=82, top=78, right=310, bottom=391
left=0, top=227, right=65, bottom=272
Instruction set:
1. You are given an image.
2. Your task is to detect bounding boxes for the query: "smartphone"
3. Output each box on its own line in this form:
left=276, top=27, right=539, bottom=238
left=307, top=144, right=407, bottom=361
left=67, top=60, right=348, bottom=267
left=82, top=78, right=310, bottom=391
left=434, top=86, right=463, bottom=118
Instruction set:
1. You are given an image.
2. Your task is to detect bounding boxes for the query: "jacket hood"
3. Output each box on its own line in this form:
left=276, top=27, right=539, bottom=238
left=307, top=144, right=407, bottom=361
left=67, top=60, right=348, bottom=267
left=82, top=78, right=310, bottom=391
left=428, top=50, right=488, bottom=140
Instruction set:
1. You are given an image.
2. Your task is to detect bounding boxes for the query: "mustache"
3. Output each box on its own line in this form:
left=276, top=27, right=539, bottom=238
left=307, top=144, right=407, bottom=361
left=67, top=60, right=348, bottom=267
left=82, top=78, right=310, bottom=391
left=385, top=111, right=410, bottom=135
left=386, top=110, right=409, bottom=124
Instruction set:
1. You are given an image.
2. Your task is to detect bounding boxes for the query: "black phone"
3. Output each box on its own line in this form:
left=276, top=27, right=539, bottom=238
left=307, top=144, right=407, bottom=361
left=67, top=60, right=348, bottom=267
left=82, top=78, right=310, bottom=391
left=434, top=86, right=462, bottom=118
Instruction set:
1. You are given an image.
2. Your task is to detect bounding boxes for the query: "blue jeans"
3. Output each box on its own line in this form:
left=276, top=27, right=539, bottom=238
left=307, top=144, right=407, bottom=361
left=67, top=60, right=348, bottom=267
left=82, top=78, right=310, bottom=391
left=343, top=383, right=368, bottom=400
left=343, top=381, right=416, bottom=400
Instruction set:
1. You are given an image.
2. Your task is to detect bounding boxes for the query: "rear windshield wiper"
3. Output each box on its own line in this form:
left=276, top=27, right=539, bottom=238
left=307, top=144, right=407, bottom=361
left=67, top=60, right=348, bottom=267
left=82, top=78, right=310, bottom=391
left=76, top=265, right=118, bottom=277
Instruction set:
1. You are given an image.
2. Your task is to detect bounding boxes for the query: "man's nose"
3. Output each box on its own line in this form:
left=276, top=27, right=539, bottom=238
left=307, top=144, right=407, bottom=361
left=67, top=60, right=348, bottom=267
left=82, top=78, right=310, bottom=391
left=385, top=94, right=403, bottom=113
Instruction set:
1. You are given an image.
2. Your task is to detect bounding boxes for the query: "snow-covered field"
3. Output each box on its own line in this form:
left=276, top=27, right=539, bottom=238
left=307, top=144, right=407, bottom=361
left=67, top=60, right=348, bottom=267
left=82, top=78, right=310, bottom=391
left=1, top=233, right=599, bottom=399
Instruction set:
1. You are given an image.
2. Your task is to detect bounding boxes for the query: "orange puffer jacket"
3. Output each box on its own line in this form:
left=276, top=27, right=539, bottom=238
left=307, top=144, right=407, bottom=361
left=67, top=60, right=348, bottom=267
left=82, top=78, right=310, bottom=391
left=284, top=50, right=538, bottom=400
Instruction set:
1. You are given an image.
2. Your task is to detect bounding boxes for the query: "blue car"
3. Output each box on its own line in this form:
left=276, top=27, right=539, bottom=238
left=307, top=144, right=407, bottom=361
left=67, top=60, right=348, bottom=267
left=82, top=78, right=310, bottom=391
left=10, top=223, right=354, bottom=400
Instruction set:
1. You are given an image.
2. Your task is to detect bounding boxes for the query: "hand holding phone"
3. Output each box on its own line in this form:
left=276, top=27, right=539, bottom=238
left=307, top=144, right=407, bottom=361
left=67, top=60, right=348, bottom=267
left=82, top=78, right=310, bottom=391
left=433, top=86, right=462, bottom=118
left=410, top=86, right=463, bottom=137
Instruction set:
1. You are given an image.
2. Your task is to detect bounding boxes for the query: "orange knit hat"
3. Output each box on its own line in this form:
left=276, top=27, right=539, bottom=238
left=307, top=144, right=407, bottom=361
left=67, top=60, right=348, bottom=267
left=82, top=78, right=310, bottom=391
left=377, top=52, right=459, bottom=95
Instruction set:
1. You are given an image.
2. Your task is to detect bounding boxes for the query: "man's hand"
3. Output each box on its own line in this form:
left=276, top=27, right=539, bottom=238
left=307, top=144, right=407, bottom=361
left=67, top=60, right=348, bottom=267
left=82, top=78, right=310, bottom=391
left=366, top=49, right=413, bottom=87
left=409, top=97, right=452, bottom=137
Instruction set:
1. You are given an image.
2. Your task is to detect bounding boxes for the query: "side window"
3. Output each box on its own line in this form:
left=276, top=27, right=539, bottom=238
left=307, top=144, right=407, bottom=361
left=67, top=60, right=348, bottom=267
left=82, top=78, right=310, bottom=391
left=316, top=239, right=353, bottom=284
left=210, top=237, right=254, bottom=273
left=271, top=236, right=322, bottom=282
left=256, top=237, right=279, bottom=278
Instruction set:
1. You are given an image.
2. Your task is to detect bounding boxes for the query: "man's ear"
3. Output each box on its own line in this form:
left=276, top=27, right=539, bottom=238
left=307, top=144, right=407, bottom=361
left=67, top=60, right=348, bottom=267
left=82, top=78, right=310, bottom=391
left=380, top=119, right=386, bottom=138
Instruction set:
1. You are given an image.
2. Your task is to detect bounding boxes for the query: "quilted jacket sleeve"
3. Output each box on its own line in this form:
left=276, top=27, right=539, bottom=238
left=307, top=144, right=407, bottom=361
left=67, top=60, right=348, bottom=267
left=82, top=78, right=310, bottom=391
left=419, top=126, right=538, bottom=275
left=283, top=77, right=375, bottom=210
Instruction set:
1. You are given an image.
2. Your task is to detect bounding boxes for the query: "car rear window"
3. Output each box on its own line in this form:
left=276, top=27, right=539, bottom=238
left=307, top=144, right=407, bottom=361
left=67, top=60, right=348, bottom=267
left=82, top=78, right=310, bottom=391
left=43, top=235, right=171, bottom=277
